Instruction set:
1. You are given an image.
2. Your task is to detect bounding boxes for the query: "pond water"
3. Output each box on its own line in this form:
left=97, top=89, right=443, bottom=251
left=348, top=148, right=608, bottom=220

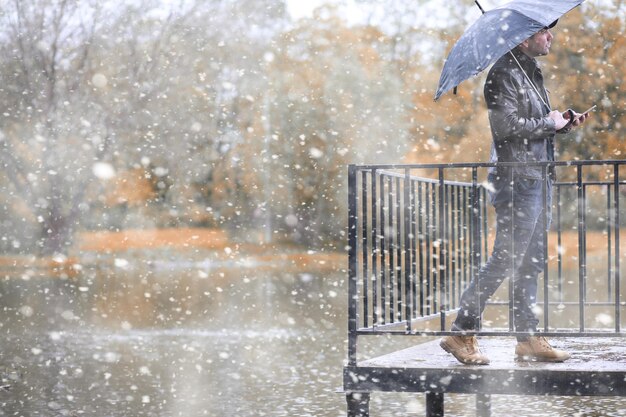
left=1, top=253, right=625, bottom=416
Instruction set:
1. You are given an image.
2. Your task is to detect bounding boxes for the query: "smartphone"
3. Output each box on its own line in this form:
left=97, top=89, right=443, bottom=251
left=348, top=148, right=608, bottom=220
left=580, top=104, right=597, bottom=114
left=571, top=104, right=596, bottom=122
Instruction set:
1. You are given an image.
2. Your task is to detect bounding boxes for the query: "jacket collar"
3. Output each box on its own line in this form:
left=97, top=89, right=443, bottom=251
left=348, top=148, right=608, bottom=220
left=511, top=47, right=540, bottom=73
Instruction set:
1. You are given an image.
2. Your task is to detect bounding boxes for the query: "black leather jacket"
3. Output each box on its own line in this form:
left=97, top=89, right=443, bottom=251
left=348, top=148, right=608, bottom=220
left=485, top=48, right=557, bottom=179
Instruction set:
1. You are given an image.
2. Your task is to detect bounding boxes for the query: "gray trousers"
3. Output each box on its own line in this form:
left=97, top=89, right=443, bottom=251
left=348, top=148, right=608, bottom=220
left=453, top=172, right=552, bottom=335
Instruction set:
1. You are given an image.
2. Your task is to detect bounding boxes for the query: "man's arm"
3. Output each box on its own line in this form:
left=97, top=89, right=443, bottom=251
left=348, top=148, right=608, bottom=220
left=485, top=70, right=565, bottom=140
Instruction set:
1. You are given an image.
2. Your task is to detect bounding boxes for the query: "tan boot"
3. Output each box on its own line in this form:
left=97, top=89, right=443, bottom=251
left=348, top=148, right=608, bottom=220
left=440, top=335, right=490, bottom=365
left=515, top=336, right=571, bottom=362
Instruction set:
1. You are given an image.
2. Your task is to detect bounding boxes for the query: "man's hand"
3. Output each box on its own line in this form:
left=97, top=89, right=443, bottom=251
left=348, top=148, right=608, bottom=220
left=548, top=110, right=569, bottom=130
left=549, top=108, right=591, bottom=133
left=566, top=109, right=590, bottom=127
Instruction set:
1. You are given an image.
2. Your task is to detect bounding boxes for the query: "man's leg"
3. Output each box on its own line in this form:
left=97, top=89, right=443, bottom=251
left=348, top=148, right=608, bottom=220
left=511, top=179, right=551, bottom=334
left=442, top=175, right=544, bottom=365
left=512, top=225, right=544, bottom=335
left=441, top=213, right=528, bottom=365
left=510, top=182, right=570, bottom=362
left=454, top=202, right=537, bottom=330
left=443, top=189, right=534, bottom=365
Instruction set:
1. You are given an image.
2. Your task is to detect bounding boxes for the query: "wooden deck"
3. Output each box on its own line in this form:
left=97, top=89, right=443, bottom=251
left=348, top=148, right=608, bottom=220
left=343, top=337, right=626, bottom=416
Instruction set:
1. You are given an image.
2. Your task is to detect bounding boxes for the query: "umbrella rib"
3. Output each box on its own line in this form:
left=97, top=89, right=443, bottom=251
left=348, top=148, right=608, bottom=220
left=476, top=0, right=550, bottom=111
left=436, top=0, right=586, bottom=101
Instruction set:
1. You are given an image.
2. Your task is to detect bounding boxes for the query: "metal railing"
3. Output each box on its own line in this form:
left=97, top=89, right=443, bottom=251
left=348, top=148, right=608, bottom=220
left=347, top=161, right=626, bottom=365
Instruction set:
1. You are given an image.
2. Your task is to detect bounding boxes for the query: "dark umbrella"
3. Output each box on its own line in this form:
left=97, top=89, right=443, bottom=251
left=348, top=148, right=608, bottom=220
left=434, top=0, right=585, bottom=101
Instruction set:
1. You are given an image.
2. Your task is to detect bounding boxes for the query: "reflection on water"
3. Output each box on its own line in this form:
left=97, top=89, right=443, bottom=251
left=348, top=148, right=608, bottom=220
left=0, top=259, right=351, bottom=417
left=1, top=256, right=626, bottom=416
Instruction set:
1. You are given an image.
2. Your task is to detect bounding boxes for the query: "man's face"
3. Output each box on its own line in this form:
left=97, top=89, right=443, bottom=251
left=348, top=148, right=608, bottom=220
left=524, top=28, right=554, bottom=57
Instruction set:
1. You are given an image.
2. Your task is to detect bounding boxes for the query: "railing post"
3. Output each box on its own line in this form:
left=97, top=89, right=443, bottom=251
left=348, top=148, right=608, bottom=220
left=577, top=164, right=586, bottom=332
left=380, top=175, right=387, bottom=324
left=426, top=393, right=444, bottom=417
left=614, top=164, right=621, bottom=332
left=388, top=177, right=395, bottom=323
left=418, top=181, right=425, bottom=317
left=404, top=168, right=413, bottom=332
left=396, top=176, right=402, bottom=322
left=508, top=168, right=515, bottom=332
left=556, top=184, right=564, bottom=302
left=607, top=184, right=613, bottom=302
left=542, top=165, right=550, bottom=331
left=471, top=167, right=481, bottom=330
left=371, top=169, right=379, bottom=327
left=425, top=182, right=432, bottom=316
left=348, top=164, right=358, bottom=366
left=476, top=393, right=491, bottom=417
left=438, top=167, right=447, bottom=330
left=346, top=392, right=370, bottom=417
left=362, top=171, right=369, bottom=328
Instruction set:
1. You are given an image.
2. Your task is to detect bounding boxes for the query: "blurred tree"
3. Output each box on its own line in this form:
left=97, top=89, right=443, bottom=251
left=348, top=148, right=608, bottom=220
left=93, top=0, right=288, bottom=231
left=240, top=5, right=411, bottom=246
left=0, top=0, right=289, bottom=252
left=0, top=0, right=106, bottom=254
left=0, top=0, right=623, bottom=254
left=397, top=1, right=490, bottom=182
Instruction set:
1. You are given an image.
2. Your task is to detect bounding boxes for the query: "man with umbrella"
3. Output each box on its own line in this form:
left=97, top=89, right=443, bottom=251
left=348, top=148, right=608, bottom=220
left=438, top=6, right=591, bottom=365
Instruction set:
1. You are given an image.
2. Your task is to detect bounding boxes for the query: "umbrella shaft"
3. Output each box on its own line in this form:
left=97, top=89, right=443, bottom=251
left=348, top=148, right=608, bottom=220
left=474, top=0, right=486, bottom=14
left=508, top=52, right=551, bottom=111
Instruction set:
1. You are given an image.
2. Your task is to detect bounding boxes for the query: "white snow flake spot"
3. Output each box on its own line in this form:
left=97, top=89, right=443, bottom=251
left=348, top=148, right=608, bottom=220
left=91, top=73, right=108, bottom=88
left=595, top=313, right=613, bottom=326
left=92, top=162, right=116, bottom=180
left=114, top=258, right=129, bottom=269
left=19, top=305, right=34, bottom=317
left=309, top=147, right=324, bottom=159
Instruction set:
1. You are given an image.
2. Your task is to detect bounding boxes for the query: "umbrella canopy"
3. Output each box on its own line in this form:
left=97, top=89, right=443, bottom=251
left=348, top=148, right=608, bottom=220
left=434, top=0, right=585, bottom=101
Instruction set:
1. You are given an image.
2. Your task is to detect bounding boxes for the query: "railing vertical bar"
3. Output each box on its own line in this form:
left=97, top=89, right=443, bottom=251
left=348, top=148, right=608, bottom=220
left=418, top=181, right=425, bottom=317
left=509, top=171, right=515, bottom=332
left=380, top=174, right=387, bottom=325
left=439, top=168, right=447, bottom=330
left=425, top=182, right=432, bottom=316
left=411, top=180, right=418, bottom=320
left=557, top=184, right=563, bottom=303
left=450, top=185, right=458, bottom=309
left=577, top=165, right=585, bottom=331
left=614, top=164, right=621, bottom=332
left=347, top=165, right=358, bottom=366
left=396, top=176, right=403, bottom=322
left=607, top=184, right=612, bottom=302
left=471, top=167, right=481, bottom=330
left=404, top=169, right=412, bottom=331
left=457, top=186, right=464, bottom=303
left=432, top=180, right=438, bottom=314
left=583, top=184, right=588, bottom=312
left=388, top=177, right=395, bottom=323
left=361, top=170, right=369, bottom=328
left=542, top=166, right=550, bottom=331
left=371, top=169, right=378, bottom=326
left=459, top=187, right=472, bottom=297
left=482, top=186, right=488, bottom=260
left=444, top=183, right=451, bottom=312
